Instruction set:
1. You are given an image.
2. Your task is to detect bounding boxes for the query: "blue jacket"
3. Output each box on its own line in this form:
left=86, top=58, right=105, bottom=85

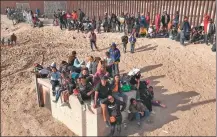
left=109, top=48, right=121, bottom=62
left=140, top=16, right=147, bottom=28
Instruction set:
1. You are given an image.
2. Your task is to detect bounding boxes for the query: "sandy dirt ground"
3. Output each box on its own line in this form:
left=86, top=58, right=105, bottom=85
left=1, top=15, right=216, bottom=136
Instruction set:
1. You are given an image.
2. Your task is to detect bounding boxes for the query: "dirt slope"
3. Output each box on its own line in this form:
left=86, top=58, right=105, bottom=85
left=1, top=15, right=216, bottom=136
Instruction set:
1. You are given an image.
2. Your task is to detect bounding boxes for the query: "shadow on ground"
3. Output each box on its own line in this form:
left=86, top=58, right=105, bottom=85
left=121, top=74, right=216, bottom=136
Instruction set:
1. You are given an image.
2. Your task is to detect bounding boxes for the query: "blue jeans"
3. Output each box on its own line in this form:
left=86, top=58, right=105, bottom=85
left=180, top=31, right=190, bottom=45
left=112, top=63, right=119, bottom=76
left=112, top=92, right=128, bottom=105
left=135, top=110, right=150, bottom=122
left=55, top=88, right=65, bottom=102
left=130, top=43, right=135, bottom=53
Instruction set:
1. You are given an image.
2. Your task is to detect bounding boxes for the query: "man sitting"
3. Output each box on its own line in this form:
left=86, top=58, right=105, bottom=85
left=93, top=76, right=112, bottom=126
left=128, top=98, right=150, bottom=127
left=73, top=76, right=94, bottom=111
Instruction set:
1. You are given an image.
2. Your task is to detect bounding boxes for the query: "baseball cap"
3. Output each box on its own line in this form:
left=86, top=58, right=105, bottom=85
left=101, top=76, right=109, bottom=80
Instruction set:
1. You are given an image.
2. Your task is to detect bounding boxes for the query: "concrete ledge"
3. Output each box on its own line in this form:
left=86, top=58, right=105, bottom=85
left=36, top=78, right=136, bottom=136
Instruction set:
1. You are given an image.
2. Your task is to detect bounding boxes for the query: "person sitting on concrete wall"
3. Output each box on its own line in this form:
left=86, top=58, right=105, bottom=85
left=73, top=76, right=94, bottom=111
left=101, top=95, right=126, bottom=136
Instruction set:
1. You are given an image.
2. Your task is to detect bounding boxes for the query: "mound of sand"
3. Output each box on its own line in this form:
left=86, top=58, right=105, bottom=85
left=1, top=15, right=216, bottom=136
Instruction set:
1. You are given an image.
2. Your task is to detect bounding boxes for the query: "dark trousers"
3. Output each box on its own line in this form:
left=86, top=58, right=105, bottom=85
left=123, top=43, right=127, bottom=53
left=141, top=96, right=152, bottom=112
left=109, top=115, right=122, bottom=137
left=77, top=93, right=92, bottom=105
left=50, top=80, right=59, bottom=92
left=205, top=34, right=214, bottom=45
left=97, top=27, right=101, bottom=33
left=90, top=40, right=98, bottom=50
left=130, top=43, right=135, bottom=53
left=60, top=22, right=67, bottom=30
left=111, top=23, right=116, bottom=32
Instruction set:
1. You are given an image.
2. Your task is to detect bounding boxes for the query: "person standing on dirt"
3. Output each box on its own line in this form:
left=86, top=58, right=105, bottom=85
left=180, top=16, right=191, bottom=46
left=161, top=10, right=170, bottom=30
left=36, top=8, right=40, bottom=17
left=129, top=32, right=137, bottom=53
left=96, top=17, right=102, bottom=33
left=103, top=12, right=110, bottom=32
left=78, top=9, right=85, bottom=22
left=101, top=95, right=126, bottom=136
left=207, top=19, right=216, bottom=45
left=119, top=12, right=125, bottom=32
left=204, top=14, right=210, bottom=45
left=88, top=30, right=98, bottom=51
left=110, top=13, right=117, bottom=32
left=121, top=32, right=128, bottom=53
left=173, top=11, right=179, bottom=28
left=109, top=43, right=121, bottom=76
left=59, top=11, right=67, bottom=30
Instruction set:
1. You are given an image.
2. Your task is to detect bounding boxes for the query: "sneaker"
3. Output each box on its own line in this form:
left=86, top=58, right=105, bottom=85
left=105, top=121, right=110, bottom=127
left=137, top=122, right=141, bottom=127
left=52, top=100, right=57, bottom=103
left=151, top=111, right=155, bottom=114
left=82, top=105, right=86, bottom=111
left=123, top=123, right=127, bottom=129
left=61, top=102, right=68, bottom=107
left=52, top=91, right=56, bottom=96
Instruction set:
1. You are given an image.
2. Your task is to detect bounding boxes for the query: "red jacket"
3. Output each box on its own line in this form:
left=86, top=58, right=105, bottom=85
left=204, top=15, right=210, bottom=33
left=155, top=14, right=161, bottom=26
left=72, top=12, right=78, bottom=20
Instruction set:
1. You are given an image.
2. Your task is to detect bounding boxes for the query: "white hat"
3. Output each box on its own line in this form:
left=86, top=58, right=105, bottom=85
left=50, top=62, right=56, bottom=68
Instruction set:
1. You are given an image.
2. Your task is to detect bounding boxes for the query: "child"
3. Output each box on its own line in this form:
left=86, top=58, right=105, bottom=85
left=129, top=33, right=137, bottom=53
left=48, top=67, right=61, bottom=96
left=89, top=57, right=100, bottom=75
left=139, top=26, right=147, bottom=37
left=104, top=52, right=114, bottom=76
left=121, top=32, right=128, bottom=53
left=148, top=86, right=166, bottom=108
left=147, top=24, right=155, bottom=38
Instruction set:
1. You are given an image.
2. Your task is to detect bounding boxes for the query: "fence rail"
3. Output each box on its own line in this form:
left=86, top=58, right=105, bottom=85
left=1, top=0, right=215, bottom=26
left=67, top=0, right=215, bottom=26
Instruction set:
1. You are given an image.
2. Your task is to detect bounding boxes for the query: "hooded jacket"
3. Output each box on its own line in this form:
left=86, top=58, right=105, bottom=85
left=109, top=47, right=121, bottom=62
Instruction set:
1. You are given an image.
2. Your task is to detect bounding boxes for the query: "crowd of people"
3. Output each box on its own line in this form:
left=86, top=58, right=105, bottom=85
left=34, top=45, right=166, bottom=136
left=4, top=5, right=211, bottom=136
left=52, top=9, right=216, bottom=51
left=5, top=7, right=43, bottom=27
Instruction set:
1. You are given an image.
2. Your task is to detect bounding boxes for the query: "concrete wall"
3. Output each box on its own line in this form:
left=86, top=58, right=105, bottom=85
left=1, top=1, right=44, bottom=14
left=37, top=78, right=136, bottom=136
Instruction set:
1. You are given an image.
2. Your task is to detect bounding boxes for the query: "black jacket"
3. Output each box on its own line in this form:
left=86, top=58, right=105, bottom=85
left=101, top=98, right=126, bottom=117
left=208, top=23, right=216, bottom=35
left=161, top=14, right=170, bottom=25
